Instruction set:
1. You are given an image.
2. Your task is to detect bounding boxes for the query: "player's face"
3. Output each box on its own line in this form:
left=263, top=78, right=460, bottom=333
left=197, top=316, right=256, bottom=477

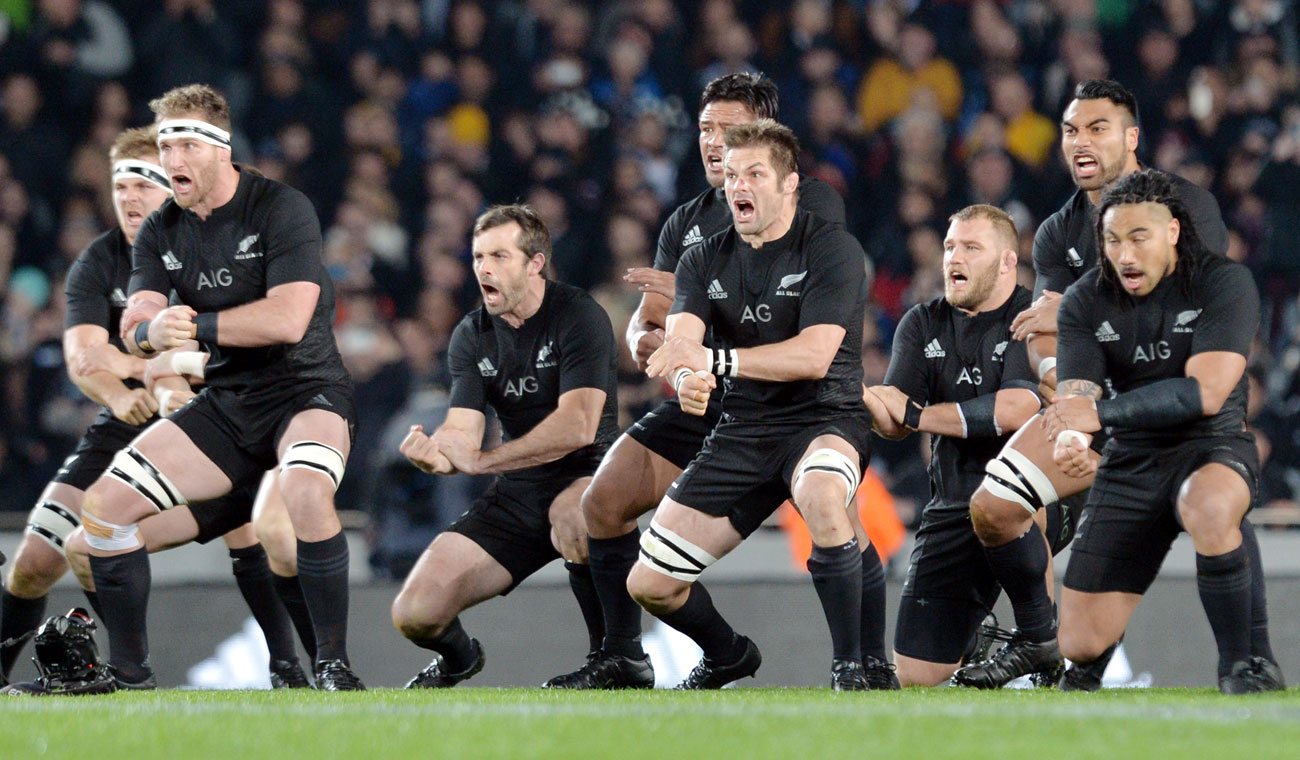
left=724, top=145, right=795, bottom=238
left=472, top=222, right=540, bottom=315
left=943, top=217, right=1005, bottom=311
left=1100, top=202, right=1180, bottom=297
left=699, top=100, right=758, bottom=188
left=112, top=172, right=171, bottom=244
left=158, top=133, right=223, bottom=209
left=1060, top=98, right=1137, bottom=192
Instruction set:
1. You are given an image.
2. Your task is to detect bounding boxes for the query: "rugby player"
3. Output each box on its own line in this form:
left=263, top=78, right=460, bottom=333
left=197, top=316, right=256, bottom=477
left=89, top=84, right=360, bottom=690
left=866, top=205, right=1051, bottom=686
left=1045, top=169, right=1282, bottom=693
left=391, top=204, right=618, bottom=688
left=632, top=120, right=891, bottom=690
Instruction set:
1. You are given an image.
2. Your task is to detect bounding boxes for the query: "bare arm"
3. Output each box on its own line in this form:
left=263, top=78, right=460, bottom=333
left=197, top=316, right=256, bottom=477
left=433, top=390, right=606, bottom=476
left=63, top=325, right=157, bottom=424
left=1187, top=351, right=1247, bottom=415
left=916, top=388, right=1041, bottom=438
left=734, top=324, right=846, bottom=382
left=625, top=291, right=670, bottom=371
left=207, top=281, right=320, bottom=347
left=119, top=291, right=169, bottom=355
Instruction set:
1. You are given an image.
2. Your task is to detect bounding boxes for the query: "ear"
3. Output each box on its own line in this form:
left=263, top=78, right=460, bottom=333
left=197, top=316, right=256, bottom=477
left=782, top=170, right=799, bottom=195
left=528, top=251, right=546, bottom=276
left=1125, top=125, right=1139, bottom=154
left=1001, top=247, right=1019, bottom=273
left=1166, top=216, right=1180, bottom=247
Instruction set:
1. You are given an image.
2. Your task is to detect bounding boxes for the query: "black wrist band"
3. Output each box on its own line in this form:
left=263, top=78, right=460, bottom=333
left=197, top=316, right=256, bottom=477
left=134, top=321, right=153, bottom=352
left=194, top=313, right=218, bottom=344
left=957, top=393, right=1001, bottom=438
left=903, top=399, right=923, bottom=429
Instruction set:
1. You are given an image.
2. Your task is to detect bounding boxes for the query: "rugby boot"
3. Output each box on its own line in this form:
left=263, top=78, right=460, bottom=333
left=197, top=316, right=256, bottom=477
left=1058, top=640, right=1120, bottom=692
left=862, top=656, right=901, bottom=690
left=675, top=636, right=761, bottom=690
left=1219, top=657, right=1286, bottom=694
left=542, top=650, right=654, bottom=690
left=2, top=669, right=118, bottom=696
left=830, top=658, right=868, bottom=691
left=406, top=639, right=485, bottom=689
left=112, top=668, right=157, bottom=691
left=270, top=658, right=312, bottom=688
left=951, top=632, right=1064, bottom=689
left=314, top=659, right=365, bottom=691
left=959, top=613, right=1012, bottom=667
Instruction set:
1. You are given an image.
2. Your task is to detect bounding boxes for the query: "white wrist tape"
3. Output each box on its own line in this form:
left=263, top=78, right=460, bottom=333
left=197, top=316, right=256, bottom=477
left=156, top=388, right=176, bottom=418
left=170, top=350, right=206, bottom=380
left=1038, top=356, right=1057, bottom=380
left=671, top=367, right=695, bottom=393
left=1055, top=429, right=1088, bottom=449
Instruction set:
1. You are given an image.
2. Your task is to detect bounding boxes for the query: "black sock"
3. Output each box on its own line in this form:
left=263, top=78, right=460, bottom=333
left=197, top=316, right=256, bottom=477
left=859, top=541, right=887, bottom=662
left=983, top=522, right=1055, bottom=642
left=565, top=562, right=604, bottom=654
left=296, top=533, right=350, bottom=665
left=82, top=590, right=104, bottom=622
left=229, top=545, right=299, bottom=664
left=88, top=547, right=153, bottom=682
left=411, top=617, right=477, bottom=673
left=271, top=573, right=317, bottom=662
left=588, top=531, right=644, bottom=658
left=1196, top=545, right=1252, bottom=678
left=656, top=583, right=743, bottom=662
left=807, top=539, right=862, bottom=662
left=1239, top=521, right=1274, bottom=661
left=0, top=590, right=47, bottom=678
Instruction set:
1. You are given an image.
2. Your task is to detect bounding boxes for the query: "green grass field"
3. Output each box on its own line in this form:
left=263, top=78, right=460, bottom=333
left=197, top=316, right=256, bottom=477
left=2, top=687, right=1299, bottom=759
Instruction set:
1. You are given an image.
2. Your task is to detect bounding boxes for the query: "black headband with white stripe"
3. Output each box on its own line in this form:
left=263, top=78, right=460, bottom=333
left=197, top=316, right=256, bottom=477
left=156, top=118, right=232, bottom=149
left=113, top=160, right=172, bottom=191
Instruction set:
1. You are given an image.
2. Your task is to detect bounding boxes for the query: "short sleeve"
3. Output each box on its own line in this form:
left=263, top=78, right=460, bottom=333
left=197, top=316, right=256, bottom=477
left=1183, top=182, right=1228, bottom=257
left=1055, top=283, right=1107, bottom=388
left=128, top=215, right=172, bottom=297
left=671, top=245, right=712, bottom=321
left=1031, top=215, right=1071, bottom=297
left=1192, top=263, right=1260, bottom=357
left=797, top=178, right=847, bottom=226
left=64, top=250, right=111, bottom=331
left=883, top=305, right=931, bottom=403
left=799, top=227, right=866, bottom=331
left=447, top=319, right=487, bottom=412
left=263, top=188, right=325, bottom=289
left=653, top=206, right=686, bottom=273
left=998, top=337, right=1039, bottom=394
left=557, top=295, right=617, bottom=395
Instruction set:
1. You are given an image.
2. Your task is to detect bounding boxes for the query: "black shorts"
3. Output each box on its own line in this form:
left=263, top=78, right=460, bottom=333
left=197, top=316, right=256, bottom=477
left=53, top=415, right=143, bottom=491
left=895, top=509, right=999, bottom=664
left=187, top=478, right=260, bottom=545
left=667, top=412, right=872, bottom=538
left=446, top=475, right=586, bottom=594
left=1064, top=432, right=1258, bottom=595
left=625, top=397, right=723, bottom=470
left=170, top=382, right=356, bottom=487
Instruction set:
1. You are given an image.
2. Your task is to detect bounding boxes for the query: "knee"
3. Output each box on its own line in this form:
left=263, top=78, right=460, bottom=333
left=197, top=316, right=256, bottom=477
left=1176, top=497, right=1239, bottom=542
left=390, top=588, right=454, bottom=642
left=1058, top=625, right=1110, bottom=664
left=895, top=658, right=954, bottom=688
left=64, top=531, right=93, bottom=590
left=626, top=564, right=688, bottom=615
left=969, top=488, right=1029, bottom=543
left=277, top=470, right=335, bottom=514
left=6, top=540, right=68, bottom=596
left=580, top=477, right=637, bottom=534
left=254, top=513, right=296, bottom=562
left=791, top=477, right=850, bottom=533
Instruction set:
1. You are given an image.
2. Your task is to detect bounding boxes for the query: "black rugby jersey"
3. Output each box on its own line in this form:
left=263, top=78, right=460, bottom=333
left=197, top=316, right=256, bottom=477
left=885, top=286, right=1038, bottom=513
left=1033, top=169, right=1227, bottom=297
left=672, top=208, right=867, bottom=423
left=447, top=279, right=619, bottom=481
left=129, top=169, right=348, bottom=393
left=653, top=176, right=846, bottom=274
left=1057, top=258, right=1258, bottom=447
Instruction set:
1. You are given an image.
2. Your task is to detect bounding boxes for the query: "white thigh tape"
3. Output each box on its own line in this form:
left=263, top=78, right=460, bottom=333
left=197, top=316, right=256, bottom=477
left=281, top=440, right=347, bottom=490
left=105, top=446, right=184, bottom=511
left=27, top=499, right=81, bottom=554
left=793, top=448, right=862, bottom=509
left=983, top=445, right=1059, bottom=515
left=638, top=519, right=718, bottom=582
left=81, top=514, right=141, bottom=552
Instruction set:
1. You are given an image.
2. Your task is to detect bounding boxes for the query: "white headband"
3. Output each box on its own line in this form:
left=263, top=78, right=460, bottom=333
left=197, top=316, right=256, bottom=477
left=156, top=118, right=232, bottom=149
left=113, top=159, right=172, bottom=192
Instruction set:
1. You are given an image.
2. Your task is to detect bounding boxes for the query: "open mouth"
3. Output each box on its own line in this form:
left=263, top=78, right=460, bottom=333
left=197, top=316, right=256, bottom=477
left=733, top=198, right=755, bottom=223
left=171, top=174, right=193, bottom=195
left=947, top=270, right=968, bottom=287
left=1073, top=154, right=1099, bottom=179
left=1120, top=269, right=1144, bottom=290
left=706, top=154, right=723, bottom=172
left=481, top=282, right=501, bottom=305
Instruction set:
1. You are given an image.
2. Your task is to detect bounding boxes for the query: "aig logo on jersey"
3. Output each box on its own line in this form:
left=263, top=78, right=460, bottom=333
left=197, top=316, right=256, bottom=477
left=1173, top=309, right=1202, bottom=333
left=1134, top=341, right=1170, bottom=363
left=741, top=304, right=771, bottom=323
left=536, top=341, right=557, bottom=368
left=775, top=271, right=806, bottom=296
left=198, top=268, right=232, bottom=289
left=504, top=377, right=538, bottom=397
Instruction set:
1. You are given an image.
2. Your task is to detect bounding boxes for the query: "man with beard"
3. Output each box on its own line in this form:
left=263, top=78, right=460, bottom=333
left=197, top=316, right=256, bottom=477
left=391, top=204, right=619, bottom=688
left=955, top=80, right=1275, bottom=690
left=632, top=120, right=887, bottom=690
left=92, top=84, right=360, bottom=690
left=865, top=205, right=1048, bottom=686
left=1045, top=170, right=1282, bottom=693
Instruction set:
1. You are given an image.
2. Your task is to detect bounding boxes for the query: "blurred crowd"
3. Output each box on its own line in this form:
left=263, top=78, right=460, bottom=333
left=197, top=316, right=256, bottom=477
left=3, top=0, right=1300, bottom=574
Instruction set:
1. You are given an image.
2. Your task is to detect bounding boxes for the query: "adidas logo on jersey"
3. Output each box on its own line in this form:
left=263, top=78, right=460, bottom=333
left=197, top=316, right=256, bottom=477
left=234, top=234, right=262, bottom=260
left=536, top=341, right=556, bottom=368
left=707, top=279, right=728, bottom=300
left=1095, top=321, right=1120, bottom=342
left=776, top=270, right=807, bottom=296
left=111, top=288, right=127, bottom=307
left=991, top=340, right=1008, bottom=362
left=478, top=357, right=498, bottom=377
left=1173, top=309, right=1202, bottom=333
left=162, top=251, right=182, bottom=271
left=1066, top=247, right=1084, bottom=267
left=682, top=225, right=703, bottom=247
left=924, top=339, right=946, bottom=359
